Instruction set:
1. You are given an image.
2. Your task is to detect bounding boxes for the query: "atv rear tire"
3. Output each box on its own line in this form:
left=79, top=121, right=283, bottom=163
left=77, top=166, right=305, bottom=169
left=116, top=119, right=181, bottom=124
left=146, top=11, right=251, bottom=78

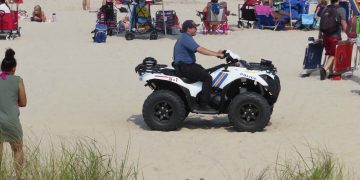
left=143, top=90, right=186, bottom=131
left=228, top=92, right=271, bottom=132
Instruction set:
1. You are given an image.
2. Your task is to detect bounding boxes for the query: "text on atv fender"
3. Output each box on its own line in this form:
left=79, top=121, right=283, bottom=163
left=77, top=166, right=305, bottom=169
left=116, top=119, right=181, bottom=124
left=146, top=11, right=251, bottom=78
left=239, top=72, right=256, bottom=80
left=155, top=75, right=178, bottom=83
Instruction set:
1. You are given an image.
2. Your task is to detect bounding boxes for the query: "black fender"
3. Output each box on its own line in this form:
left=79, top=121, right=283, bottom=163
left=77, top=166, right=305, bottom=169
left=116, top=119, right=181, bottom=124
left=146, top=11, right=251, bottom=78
left=219, top=78, right=271, bottom=112
left=146, top=80, right=195, bottom=111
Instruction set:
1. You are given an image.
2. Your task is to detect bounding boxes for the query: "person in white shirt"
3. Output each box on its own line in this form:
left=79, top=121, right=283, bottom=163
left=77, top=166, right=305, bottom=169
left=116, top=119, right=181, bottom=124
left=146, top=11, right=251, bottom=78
left=0, top=0, right=10, bottom=13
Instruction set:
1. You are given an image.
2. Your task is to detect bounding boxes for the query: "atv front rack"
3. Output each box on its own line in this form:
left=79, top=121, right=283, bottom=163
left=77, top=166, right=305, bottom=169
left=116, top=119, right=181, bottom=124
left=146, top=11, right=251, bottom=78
left=246, top=59, right=277, bottom=74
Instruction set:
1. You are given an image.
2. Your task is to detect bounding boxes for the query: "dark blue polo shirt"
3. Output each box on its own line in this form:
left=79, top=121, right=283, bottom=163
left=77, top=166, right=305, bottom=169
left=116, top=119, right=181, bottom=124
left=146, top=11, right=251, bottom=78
left=173, top=33, right=200, bottom=64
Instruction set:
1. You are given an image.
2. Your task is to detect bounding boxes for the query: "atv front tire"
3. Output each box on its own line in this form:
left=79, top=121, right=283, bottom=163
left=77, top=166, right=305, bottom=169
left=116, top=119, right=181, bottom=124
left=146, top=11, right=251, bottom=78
left=142, top=90, right=186, bottom=131
left=228, top=92, right=271, bottom=132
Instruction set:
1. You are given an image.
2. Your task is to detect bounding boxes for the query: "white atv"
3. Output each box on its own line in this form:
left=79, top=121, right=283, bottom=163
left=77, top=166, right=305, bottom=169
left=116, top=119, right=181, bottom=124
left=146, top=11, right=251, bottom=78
left=135, top=50, right=281, bottom=132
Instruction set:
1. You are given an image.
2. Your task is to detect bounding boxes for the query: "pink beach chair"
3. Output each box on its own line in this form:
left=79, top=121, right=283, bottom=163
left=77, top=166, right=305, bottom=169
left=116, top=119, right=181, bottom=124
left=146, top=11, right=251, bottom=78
left=255, top=5, right=282, bottom=30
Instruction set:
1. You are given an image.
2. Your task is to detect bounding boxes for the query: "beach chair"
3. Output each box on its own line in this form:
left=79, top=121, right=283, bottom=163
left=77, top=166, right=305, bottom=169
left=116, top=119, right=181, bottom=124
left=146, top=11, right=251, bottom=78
left=198, top=1, right=229, bottom=34
left=238, top=0, right=260, bottom=28
left=333, top=41, right=354, bottom=73
left=155, top=10, right=180, bottom=35
left=303, top=37, right=323, bottom=69
left=255, top=5, right=282, bottom=30
left=320, top=41, right=358, bottom=80
left=282, top=0, right=302, bottom=20
left=301, top=13, right=315, bottom=30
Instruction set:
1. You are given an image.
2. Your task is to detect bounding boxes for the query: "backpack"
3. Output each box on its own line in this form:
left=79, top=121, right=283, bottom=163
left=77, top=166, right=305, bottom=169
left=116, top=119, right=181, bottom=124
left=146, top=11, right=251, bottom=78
left=211, top=3, right=221, bottom=15
left=93, top=24, right=107, bottom=43
left=319, top=5, right=340, bottom=35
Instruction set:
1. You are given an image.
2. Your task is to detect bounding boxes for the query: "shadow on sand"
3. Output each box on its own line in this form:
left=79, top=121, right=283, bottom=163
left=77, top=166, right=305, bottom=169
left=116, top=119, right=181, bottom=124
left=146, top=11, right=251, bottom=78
left=344, top=75, right=360, bottom=95
left=115, top=32, right=180, bottom=40
left=127, top=114, right=271, bottom=132
left=128, top=114, right=234, bottom=131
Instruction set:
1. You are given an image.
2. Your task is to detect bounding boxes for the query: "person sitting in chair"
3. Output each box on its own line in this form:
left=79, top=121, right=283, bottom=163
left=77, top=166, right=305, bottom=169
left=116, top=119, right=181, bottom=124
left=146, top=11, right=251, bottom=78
left=202, top=0, right=230, bottom=33
left=261, top=0, right=289, bottom=23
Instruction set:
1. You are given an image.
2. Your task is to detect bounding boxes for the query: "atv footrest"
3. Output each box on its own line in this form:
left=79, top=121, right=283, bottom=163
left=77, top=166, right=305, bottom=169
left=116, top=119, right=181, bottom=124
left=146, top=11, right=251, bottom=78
left=192, top=109, right=220, bottom=114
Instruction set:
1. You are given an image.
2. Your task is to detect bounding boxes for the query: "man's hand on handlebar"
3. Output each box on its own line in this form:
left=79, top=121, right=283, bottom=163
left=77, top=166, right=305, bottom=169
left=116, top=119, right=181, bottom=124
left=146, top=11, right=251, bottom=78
left=217, top=50, right=225, bottom=59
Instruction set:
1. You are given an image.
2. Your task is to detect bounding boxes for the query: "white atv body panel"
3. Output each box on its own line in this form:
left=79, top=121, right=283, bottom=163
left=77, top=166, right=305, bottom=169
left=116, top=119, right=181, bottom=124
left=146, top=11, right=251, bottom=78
left=140, top=66, right=274, bottom=97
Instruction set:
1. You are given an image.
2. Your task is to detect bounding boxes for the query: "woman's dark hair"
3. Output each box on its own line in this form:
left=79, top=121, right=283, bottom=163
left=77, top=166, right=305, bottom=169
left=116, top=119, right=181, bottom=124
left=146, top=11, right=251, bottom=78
left=1, top=49, right=17, bottom=72
left=211, top=0, right=219, bottom=3
left=0, top=0, right=5, bottom=4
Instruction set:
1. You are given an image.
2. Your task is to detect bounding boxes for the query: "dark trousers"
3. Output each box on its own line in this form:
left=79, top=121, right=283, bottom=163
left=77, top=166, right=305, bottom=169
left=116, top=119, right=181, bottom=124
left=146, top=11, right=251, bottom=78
left=178, top=63, right=212, bottom=106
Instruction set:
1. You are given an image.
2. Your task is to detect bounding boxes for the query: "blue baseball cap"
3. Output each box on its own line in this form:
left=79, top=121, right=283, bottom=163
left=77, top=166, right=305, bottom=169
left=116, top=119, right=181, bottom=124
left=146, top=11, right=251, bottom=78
left=182, top=20, right=200, bottom=32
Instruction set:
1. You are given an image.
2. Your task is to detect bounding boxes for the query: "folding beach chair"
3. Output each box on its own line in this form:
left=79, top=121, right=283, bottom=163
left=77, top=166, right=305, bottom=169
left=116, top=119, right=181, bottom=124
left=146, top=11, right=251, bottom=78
left=333, top=41, right=354, bottom=73
left=301, top=13, right=314, bottom=30
left=303, top=38, right=323, bottom=69
left=255, top=5, right=282, bottom=30
left=321, top=41, right=359, bottom=79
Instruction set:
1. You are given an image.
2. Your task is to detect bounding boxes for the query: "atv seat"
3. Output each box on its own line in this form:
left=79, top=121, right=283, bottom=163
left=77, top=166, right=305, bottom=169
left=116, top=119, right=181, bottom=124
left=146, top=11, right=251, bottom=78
left=179, top=77, right=198, bottom=84
left=167, top=63, right=199, bottom=84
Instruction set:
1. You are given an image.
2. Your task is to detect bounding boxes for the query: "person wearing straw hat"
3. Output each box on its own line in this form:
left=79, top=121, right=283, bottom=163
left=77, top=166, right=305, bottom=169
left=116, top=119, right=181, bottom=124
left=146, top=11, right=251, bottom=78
left=173, top=20, right=224, bottom=111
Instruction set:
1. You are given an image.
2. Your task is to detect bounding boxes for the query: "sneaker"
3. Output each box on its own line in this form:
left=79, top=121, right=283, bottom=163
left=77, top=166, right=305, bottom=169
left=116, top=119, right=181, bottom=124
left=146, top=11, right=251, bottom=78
left=300, top=73, right=310, bottom=78
left=327, top=74, right=333, bottom=79
left=320, top=68, right=326, bottom=80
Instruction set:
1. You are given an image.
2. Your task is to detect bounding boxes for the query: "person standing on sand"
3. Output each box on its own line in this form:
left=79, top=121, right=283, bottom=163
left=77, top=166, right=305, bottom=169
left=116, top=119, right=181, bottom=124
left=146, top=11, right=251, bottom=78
left=0, top=49, right=27, bottom=180
left=319, top=0, right=348, bottom=80
left=83, top=0, right=90, bottom=10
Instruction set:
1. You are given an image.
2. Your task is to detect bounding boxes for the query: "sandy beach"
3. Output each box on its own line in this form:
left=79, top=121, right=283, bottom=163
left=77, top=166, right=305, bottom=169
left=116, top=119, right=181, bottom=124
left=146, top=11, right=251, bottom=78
left=1, top=0, right=360, bottom=179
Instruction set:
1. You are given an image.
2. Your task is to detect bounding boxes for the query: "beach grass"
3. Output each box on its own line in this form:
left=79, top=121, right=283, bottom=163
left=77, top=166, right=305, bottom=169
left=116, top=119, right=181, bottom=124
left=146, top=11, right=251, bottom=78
left=0, top=137, right=141, bottom=180
left=0, top=138, right=351, bottom=180
left=242, top=147, right=347, bottom=180
left=272, top=148, right=346, bottom=180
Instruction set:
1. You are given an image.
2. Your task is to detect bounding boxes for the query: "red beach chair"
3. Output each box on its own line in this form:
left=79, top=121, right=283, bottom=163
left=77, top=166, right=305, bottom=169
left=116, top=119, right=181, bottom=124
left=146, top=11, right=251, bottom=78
left=333, top=42, right=354, bottom=73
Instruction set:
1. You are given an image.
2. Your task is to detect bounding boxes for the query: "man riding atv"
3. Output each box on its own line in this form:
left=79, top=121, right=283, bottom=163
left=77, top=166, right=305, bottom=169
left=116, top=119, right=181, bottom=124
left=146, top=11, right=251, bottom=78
left=173, top=20, right=224, bottom=112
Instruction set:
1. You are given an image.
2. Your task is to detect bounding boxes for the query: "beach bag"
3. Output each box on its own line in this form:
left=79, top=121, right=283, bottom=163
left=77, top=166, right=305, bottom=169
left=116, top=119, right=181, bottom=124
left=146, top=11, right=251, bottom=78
left=320, top=5, right=340, bottom=35
left=93, top=24, right=107, bottom=43
left=211, top=3, right=221, bottom=15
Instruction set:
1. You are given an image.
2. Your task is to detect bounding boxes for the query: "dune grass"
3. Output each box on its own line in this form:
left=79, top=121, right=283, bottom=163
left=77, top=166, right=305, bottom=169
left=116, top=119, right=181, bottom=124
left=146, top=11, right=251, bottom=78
left=274, top=148, right=345, bottom=180
left=0, top=138, right=141, bottom=180
left=0, top=137, right=353, bottom=180
left=241, top=147, right=348, bottom=180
